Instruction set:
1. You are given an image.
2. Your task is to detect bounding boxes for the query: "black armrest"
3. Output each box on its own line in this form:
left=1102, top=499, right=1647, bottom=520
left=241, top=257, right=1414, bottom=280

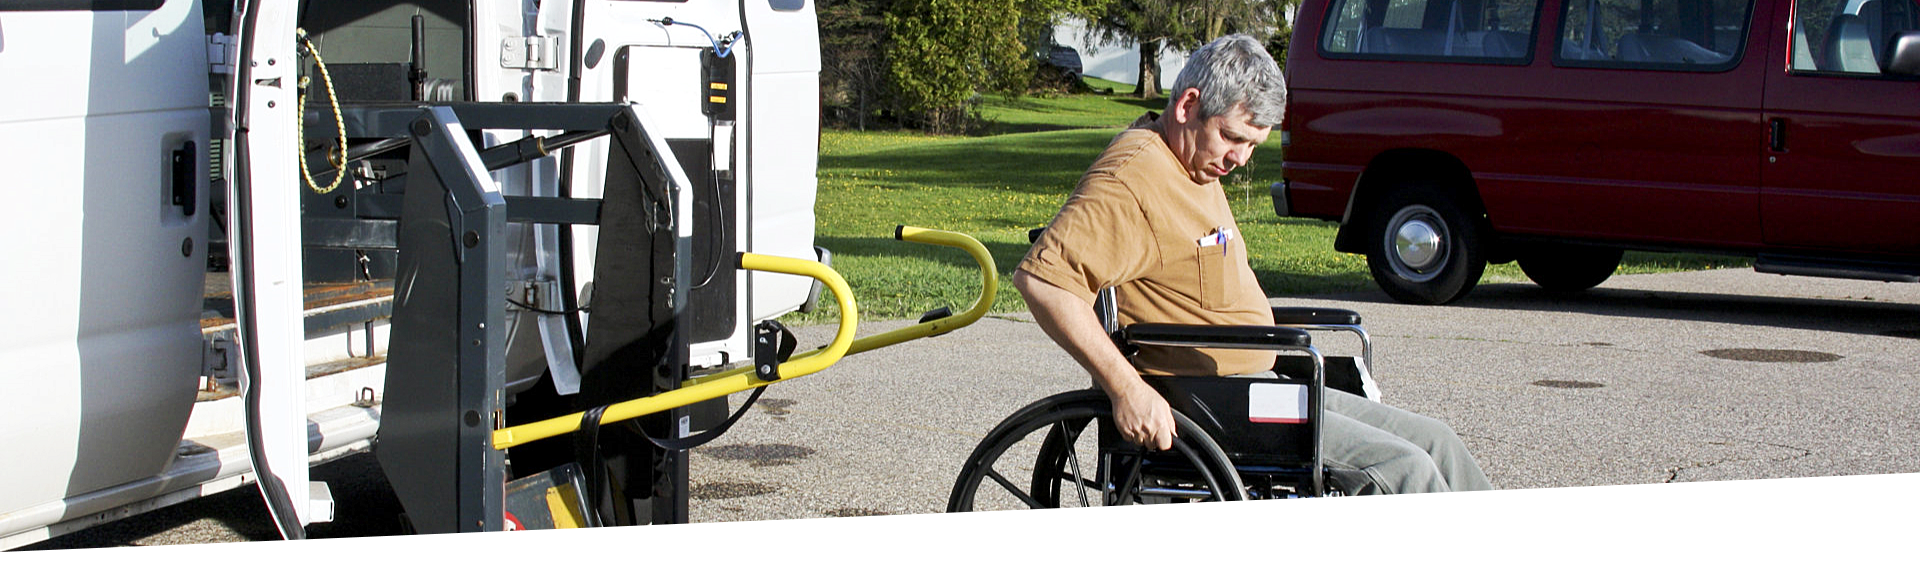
left=1028, top=227, right=1046, bottom=244
left=1270, top=307, right=1361, bottom=326
left=1119, top=323, right=1311, bottom=350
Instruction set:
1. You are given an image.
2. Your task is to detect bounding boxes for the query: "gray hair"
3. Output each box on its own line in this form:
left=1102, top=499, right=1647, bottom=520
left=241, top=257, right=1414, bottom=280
left=1169, top=34, right=1287, bottom=128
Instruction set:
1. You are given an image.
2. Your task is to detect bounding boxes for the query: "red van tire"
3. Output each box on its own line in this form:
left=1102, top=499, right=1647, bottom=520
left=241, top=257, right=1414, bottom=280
left=1364, top=184, right=1486, bottom=305
left=1517, top=245, right=1622, bottom=292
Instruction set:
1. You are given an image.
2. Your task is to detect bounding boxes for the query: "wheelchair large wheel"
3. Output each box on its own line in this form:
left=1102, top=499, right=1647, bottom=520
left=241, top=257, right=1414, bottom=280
left=947, top=390, right=1246, bottom=512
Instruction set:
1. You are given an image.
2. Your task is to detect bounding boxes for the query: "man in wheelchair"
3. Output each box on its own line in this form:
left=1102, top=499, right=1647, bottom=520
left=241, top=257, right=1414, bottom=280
left=1014, top=34, right=1491, bottom=495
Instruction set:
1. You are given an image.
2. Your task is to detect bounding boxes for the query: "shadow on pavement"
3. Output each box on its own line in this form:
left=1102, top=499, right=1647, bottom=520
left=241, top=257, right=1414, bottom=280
left=1305, top=280, right=1920, bottom=339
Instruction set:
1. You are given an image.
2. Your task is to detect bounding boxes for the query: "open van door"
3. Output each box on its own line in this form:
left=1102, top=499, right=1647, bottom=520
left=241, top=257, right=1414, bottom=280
left=543, top=0, right=818, bottom=527
left=231, top=0, right=316, bottom=538
left=740, top=0, right=822, bottom=324
left=561, top=0, right=819, bottom=365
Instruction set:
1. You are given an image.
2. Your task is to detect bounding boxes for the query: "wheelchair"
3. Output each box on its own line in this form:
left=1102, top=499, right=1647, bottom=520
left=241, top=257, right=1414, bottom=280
left=946, top=230, right=1378, bottom=511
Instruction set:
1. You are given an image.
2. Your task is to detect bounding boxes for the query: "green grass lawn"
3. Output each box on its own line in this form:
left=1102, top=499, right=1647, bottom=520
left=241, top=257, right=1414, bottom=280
left=797, top=88, right=1745, bottom=324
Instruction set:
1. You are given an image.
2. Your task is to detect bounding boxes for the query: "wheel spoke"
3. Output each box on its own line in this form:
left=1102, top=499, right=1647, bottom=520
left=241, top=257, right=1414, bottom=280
left=1054, top=420, right=1092, bottom=507
left=1108, top=453, right=1142, bottom=506
left=983, top=467, right=1047, bottom=509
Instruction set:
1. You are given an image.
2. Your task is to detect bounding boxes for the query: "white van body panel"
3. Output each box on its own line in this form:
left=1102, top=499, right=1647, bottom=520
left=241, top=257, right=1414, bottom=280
left=0, top=1, right=211, bottom=531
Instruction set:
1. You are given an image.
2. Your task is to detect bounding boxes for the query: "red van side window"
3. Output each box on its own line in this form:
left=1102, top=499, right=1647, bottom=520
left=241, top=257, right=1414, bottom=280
left=1320, top=0, right=1542, bottom=63
left=1555, top=0, right=1753, bottom=70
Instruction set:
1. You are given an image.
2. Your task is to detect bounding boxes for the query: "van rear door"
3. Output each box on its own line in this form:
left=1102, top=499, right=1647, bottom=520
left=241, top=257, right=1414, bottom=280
left=740, top=0, right=821, bottom=323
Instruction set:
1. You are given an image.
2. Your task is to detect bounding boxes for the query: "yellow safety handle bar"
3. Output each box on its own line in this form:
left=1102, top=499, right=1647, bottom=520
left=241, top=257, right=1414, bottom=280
left=490, top=225, right=997, bottom=450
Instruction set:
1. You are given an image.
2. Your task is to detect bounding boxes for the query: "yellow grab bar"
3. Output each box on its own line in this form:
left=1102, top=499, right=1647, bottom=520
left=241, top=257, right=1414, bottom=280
left=492, top=252, right=857, bottom=449
left=846, top=226, right=998, bottom=354
left=668, top=226, right=997, bottom=390
left=490, top=225, right=997, bottom=450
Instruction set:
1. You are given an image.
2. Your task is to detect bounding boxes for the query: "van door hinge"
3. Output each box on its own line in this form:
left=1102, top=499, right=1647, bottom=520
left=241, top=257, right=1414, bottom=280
left=203, top=335, right=239, bottom=387
left=207, top=33, right=239, bottom=75
left=500, top=36, right=561, bottom=71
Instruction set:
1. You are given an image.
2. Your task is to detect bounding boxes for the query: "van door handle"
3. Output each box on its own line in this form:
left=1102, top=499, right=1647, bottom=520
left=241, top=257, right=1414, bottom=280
left=1769, top=118, right=1788, bottom=153
left=172, top=141, right=196, bottom=216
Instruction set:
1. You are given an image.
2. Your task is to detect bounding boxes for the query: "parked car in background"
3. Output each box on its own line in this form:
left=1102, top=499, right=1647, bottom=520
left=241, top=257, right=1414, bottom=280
left=1275, top=0, right=1920, bottom=304
left=1044, top=44, right=1085, bottom=84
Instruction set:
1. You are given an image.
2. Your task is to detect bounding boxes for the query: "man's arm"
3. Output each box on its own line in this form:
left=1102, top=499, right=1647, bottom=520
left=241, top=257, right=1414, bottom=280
left=1013, top=269, right=1177, bottom=451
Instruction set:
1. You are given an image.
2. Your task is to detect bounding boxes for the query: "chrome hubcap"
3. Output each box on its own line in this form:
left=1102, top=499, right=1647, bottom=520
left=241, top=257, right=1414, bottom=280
left=1384, top=205, right=1449, bottom=283
left=1395, top=220, right=1442, bottom=270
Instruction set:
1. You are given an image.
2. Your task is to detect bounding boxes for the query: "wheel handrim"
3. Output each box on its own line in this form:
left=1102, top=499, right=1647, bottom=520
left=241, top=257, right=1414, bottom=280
left=1385, top=205, right=1449, bottom=283
left=948, top=399, right=1245, bottom=512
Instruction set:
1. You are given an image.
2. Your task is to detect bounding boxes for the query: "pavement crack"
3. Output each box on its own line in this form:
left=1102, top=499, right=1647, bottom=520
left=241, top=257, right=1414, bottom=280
left=1666, top=437, right=1814, bottom=483
left=1739, top=438, right=1814, bottom=460
left=1665, top=459, right=1726, bottom=483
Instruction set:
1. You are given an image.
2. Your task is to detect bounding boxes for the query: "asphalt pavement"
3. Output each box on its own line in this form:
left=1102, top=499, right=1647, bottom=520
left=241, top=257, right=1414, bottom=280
left=687, top=268, right=1920, bottom=520
left=20, top=267, right=1920, bottom=548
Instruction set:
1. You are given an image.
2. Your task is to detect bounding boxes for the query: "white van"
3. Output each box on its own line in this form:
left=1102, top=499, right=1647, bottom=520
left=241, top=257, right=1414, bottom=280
left=0, top=0, right=821, bottom=545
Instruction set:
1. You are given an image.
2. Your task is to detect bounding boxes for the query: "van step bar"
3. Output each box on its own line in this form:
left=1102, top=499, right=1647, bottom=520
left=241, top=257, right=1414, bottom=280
left=199, top=280, right=395, bottom=395
left=202, top=279, right=394, bottom=337
left=1754, top=255, right=1920, bottom=283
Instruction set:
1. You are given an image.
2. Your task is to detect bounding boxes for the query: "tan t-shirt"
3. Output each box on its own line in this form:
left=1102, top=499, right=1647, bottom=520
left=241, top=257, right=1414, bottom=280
left=1020, top=115, right=1275, bottom=377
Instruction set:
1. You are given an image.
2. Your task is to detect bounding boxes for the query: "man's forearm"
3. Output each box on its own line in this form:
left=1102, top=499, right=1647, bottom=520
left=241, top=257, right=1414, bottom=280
left=1013, top=270, right=1159, bottom=402
left=1015, top=269, right=1176, bottom=449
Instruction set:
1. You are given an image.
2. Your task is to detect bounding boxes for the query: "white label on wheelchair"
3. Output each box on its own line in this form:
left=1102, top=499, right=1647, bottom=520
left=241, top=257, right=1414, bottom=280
left=1248, top=383, right=1310, bottom=424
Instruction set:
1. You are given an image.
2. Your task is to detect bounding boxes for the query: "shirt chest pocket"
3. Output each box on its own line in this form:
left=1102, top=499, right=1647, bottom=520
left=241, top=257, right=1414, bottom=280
left=1194, top=242, right=1239, bottom=310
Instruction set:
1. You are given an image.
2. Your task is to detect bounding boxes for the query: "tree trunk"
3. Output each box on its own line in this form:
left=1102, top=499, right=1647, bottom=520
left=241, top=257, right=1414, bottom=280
left=1135, top=39, right=1161, bottom=99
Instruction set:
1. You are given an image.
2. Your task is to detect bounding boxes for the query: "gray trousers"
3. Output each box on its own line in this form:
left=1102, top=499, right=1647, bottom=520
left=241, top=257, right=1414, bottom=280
left=1238, top=371, right=1492, bottom=494
left=1322, top=389, right=1492, bottom=494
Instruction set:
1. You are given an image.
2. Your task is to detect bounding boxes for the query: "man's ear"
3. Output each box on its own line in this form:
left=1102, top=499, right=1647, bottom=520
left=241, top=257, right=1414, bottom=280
left=1169, top=88, right=1203, bottom=124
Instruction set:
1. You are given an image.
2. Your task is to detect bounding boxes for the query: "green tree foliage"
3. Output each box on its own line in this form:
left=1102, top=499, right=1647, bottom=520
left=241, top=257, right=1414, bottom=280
left=818, top=0, right=1110, bottom=133
left=884, top=0, right=1112, bottom=133
left=884, top=0, right=1030, bottom=132
left=1267, top=0, right=1301, bottom=65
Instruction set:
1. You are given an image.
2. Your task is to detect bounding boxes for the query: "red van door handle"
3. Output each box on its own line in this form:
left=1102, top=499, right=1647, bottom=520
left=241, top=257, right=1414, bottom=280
left=1769, top=118, right=1788, bottom=152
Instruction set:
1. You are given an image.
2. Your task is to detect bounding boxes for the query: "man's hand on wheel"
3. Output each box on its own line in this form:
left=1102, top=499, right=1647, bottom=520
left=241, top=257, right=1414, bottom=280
left=1110, top=382, right=1176, bottom=451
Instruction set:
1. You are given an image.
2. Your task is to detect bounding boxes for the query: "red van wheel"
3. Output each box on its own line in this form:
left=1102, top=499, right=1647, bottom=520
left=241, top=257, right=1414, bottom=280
left=1365, top=184, right=1485, bottom=304
left=1517, top=244, right=1622, bottom=292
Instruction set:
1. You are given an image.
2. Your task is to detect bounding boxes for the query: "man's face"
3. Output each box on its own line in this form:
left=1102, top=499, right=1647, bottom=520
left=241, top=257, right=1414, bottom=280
left=1163, top=89, right=1272, bottom=185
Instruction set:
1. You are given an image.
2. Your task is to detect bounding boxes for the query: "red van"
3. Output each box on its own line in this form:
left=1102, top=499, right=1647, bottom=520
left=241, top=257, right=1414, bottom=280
left=1277, top=0, right=1920, bottom=304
